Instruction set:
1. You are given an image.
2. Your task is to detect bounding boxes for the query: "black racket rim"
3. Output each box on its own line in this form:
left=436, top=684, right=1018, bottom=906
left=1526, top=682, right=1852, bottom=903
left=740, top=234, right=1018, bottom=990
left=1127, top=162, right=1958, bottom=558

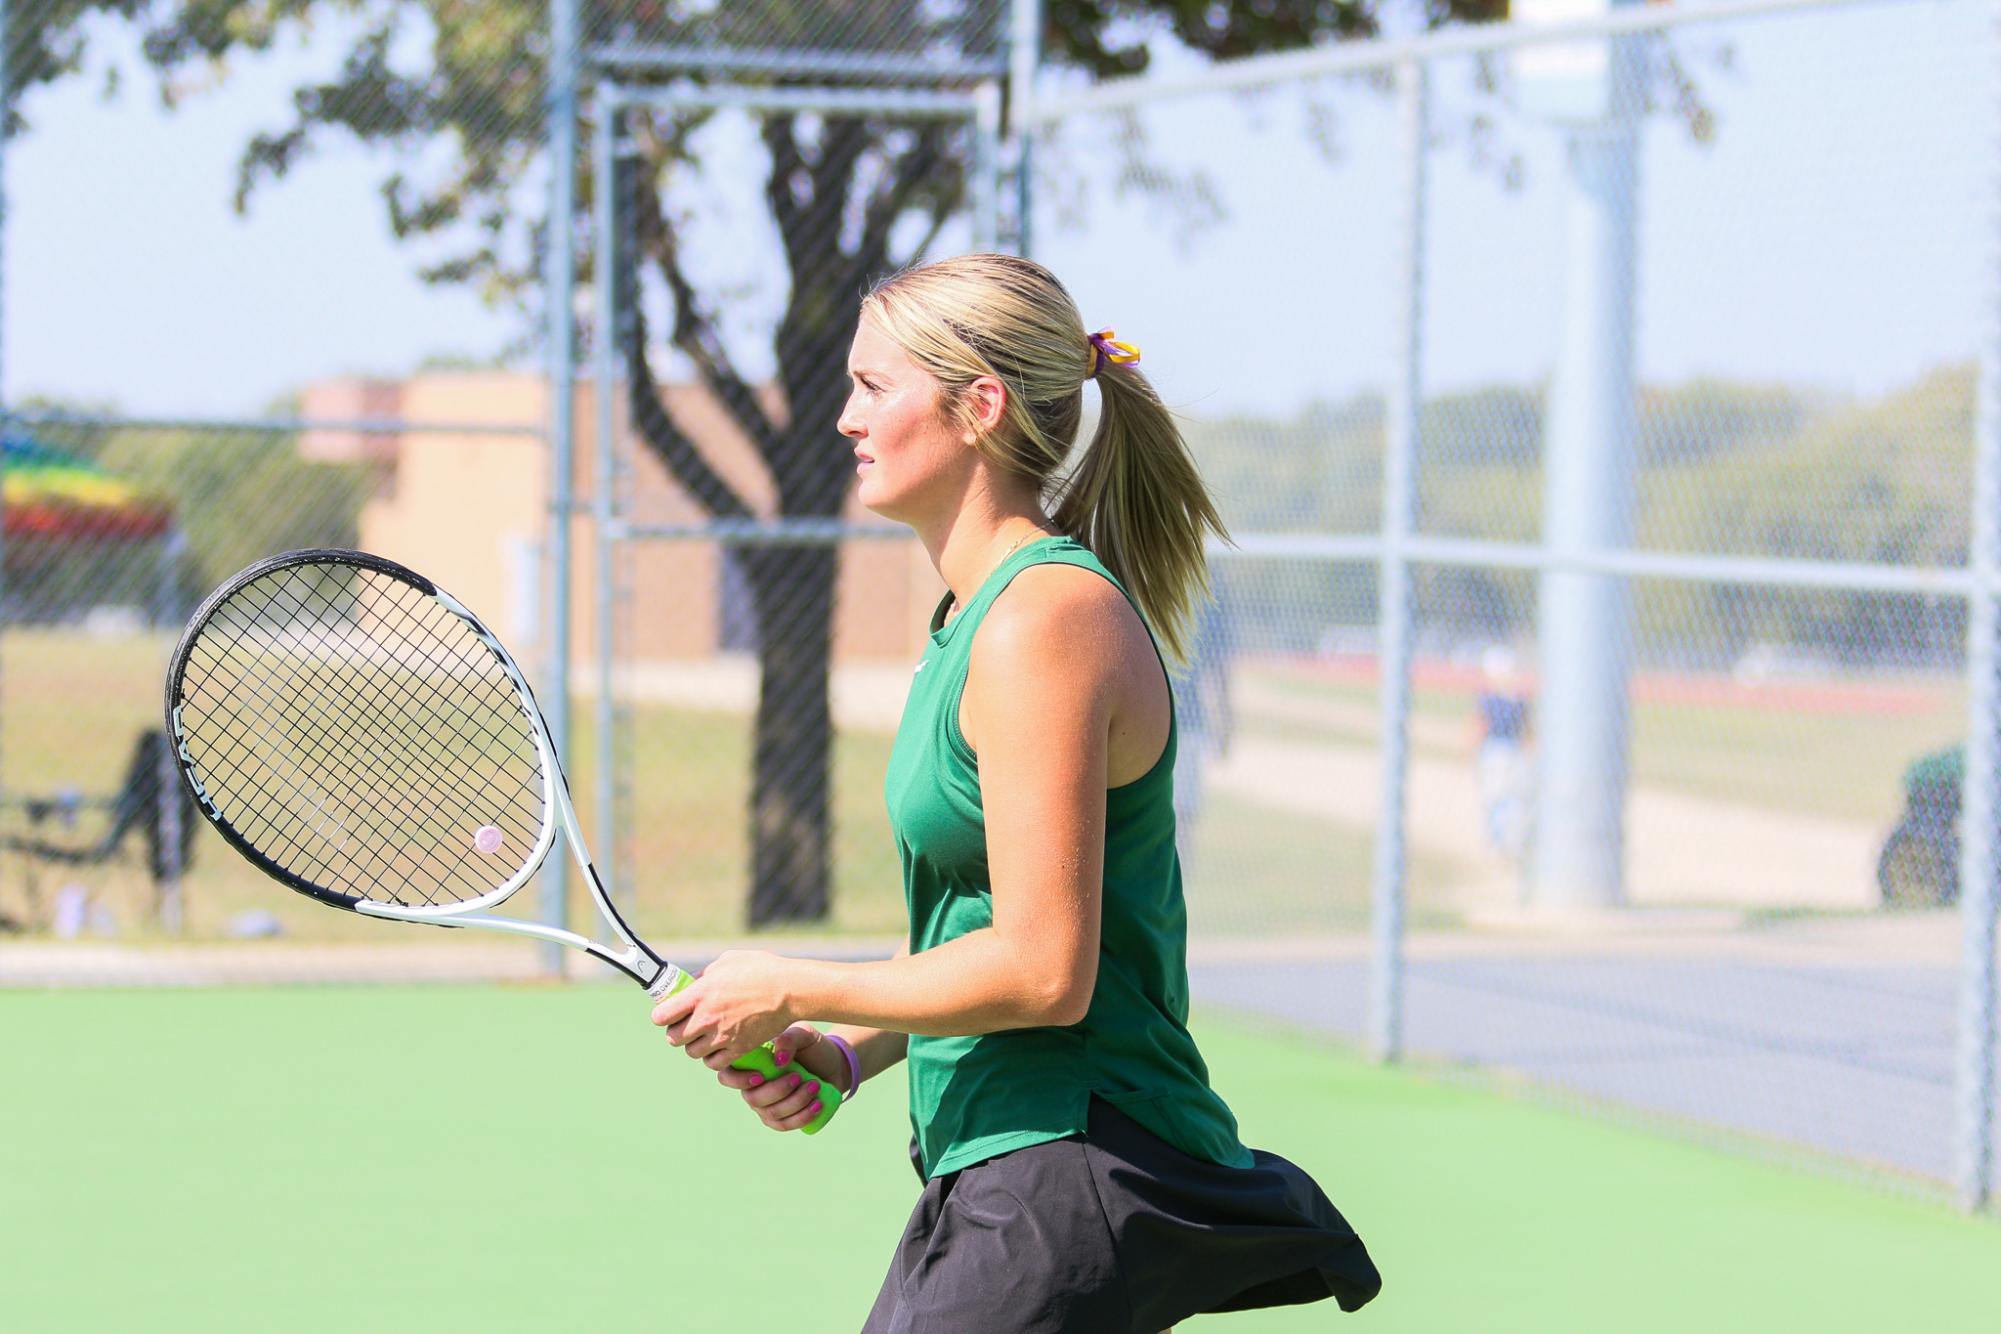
left=164, top=547, right=457, bottom=914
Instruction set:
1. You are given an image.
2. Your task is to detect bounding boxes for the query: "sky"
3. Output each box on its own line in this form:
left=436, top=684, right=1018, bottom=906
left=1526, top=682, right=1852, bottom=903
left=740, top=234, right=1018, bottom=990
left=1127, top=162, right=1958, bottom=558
left=0, top=0, right=1988, bottom=422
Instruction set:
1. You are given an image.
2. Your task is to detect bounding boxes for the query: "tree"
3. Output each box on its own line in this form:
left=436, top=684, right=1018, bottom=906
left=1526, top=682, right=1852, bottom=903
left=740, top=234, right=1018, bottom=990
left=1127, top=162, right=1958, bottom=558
left=6, top=0, right=1612, bottom=923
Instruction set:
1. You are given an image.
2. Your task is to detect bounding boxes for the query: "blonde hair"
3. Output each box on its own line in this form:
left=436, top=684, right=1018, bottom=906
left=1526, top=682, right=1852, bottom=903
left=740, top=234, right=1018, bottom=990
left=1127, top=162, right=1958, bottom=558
left=860, top=253, right=1229, bottom=665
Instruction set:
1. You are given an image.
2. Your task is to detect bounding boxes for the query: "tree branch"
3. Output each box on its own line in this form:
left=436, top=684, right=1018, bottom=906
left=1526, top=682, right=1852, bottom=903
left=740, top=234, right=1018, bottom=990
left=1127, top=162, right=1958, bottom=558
left=763, top=112, right=870, bottom=287
left=613, top=147, right=753, bottom=521
left=855, top=124, right=953, bottom=273
left=627, top=135, right=787, bottom=458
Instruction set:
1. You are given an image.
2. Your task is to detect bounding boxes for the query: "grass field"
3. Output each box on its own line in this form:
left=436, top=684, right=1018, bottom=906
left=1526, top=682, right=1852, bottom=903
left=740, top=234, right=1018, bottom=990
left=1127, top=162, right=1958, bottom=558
left=6, top=985, right=1999, bottom=1332
left=0, top=628, right=1967, bottom=940
left=1243, top=662, right=1966, bottom=824
left=0, top=630, right=1459, bottom=941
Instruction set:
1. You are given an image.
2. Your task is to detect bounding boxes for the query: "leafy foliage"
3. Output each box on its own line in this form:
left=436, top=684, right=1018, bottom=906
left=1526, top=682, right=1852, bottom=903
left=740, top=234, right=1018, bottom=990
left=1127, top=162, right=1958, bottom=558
left=1187, top=366, right=1975, bottom=665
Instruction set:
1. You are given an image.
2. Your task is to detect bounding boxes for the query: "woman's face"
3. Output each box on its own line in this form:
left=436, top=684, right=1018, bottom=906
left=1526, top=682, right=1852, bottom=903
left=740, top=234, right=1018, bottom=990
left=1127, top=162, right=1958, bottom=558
left=837, top=315, right=973, bottom=523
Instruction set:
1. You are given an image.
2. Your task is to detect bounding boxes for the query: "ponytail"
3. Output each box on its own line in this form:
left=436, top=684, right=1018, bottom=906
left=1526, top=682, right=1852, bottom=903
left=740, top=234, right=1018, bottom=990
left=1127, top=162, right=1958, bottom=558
left=1051, top=359, right=1229, bottom=667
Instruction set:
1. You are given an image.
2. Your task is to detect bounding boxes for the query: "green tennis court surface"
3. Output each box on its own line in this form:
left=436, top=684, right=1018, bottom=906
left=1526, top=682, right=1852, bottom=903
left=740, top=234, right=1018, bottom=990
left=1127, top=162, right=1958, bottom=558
left=7, top=987, right=1998, bottom=1331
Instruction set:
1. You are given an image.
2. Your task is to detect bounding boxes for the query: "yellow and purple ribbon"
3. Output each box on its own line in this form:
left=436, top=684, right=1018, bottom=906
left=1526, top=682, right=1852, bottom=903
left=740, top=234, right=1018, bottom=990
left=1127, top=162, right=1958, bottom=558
left=1087, top=328, right=1141, bottom=377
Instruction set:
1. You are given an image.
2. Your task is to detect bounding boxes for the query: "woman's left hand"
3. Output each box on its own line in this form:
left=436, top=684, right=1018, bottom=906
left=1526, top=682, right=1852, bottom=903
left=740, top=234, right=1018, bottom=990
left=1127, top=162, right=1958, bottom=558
left=650, top=950, right=798, bottom=1069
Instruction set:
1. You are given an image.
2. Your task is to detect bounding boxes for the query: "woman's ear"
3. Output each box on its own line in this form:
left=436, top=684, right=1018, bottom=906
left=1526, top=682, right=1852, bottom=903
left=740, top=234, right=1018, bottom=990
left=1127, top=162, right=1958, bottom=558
left=965, top=375, right=1007, bottom=434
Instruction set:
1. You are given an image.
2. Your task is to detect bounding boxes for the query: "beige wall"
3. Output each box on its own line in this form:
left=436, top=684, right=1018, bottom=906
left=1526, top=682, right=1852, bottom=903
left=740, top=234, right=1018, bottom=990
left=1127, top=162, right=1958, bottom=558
left=307, top=371, right=938, bottom=669
left=297, top=378, right=403, bottom=468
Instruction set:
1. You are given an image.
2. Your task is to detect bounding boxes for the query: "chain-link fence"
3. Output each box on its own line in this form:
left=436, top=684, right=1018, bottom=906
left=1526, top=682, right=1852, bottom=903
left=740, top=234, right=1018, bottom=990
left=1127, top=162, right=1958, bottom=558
left=6, top=0, right=1999, bottom=1219
left=0, top=0, right=555, bottom=974
left=0, top=412, right=549, bottom=973
left=1027, top=0, right=1999, bottom=1207
left=579, top=4, right=1009, bottom=953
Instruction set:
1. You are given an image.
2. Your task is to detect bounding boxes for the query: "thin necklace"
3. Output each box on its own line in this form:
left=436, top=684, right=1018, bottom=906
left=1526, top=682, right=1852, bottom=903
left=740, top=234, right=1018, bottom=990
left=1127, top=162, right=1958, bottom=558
left=998, top=525, right=1049, bottom=562
left=944, top=525, right=1052, bottom=627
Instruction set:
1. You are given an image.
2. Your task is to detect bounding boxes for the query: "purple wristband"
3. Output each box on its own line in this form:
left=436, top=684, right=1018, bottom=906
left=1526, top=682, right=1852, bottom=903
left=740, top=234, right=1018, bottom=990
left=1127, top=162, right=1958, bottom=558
left=824, top=1034, right=861, bottom=1102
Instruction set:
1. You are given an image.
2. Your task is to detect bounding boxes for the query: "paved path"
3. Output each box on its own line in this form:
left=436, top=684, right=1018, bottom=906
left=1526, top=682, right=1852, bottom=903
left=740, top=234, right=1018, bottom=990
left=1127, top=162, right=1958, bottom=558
left=1207, top=679, right=1884, bottom=909
left=607, top=659, right=1887, bottom=909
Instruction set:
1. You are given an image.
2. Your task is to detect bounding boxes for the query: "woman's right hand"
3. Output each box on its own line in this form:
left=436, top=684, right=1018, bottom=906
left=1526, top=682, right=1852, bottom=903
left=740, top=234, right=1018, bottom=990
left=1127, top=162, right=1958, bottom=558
left=716, top=1024, right=849, bottom=1132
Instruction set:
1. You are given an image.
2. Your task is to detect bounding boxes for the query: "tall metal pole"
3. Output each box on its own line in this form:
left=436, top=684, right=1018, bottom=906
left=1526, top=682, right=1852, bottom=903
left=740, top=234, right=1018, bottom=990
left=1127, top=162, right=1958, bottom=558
left=972, top=81, right=1002, bottom=252
left=1528, top=12, right=1644, bottom=912
left=542, top=0, right=580, bottom=978
left=1950, top=0, right=2001, bottom=1214
left=1006, top=0, right=1042, bottom=255
left=1, top=0, right=12, bottom=824
left=593, top=98, right=620, bottom=908
left=1369, top=57, right=1428, bottom=1064
left=0, top=0, right=8, bottom=413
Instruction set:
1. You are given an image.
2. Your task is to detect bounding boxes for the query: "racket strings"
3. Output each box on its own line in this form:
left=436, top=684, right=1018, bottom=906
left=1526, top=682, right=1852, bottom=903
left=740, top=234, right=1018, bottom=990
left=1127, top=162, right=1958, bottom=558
left=213, top=589, right=516, bottom=851
left=177, top=563, right=549, bottom=906
left=193, top=605, right=474, bottom=855
left=191, top=573, right=545, bottom=904
left=183, top=583, right=505, bottom=903
left=187, top=584, right=498, bottom=890
left=265, top=571, right=549, bottom=897
left=194, top=652, right=496, bottom=904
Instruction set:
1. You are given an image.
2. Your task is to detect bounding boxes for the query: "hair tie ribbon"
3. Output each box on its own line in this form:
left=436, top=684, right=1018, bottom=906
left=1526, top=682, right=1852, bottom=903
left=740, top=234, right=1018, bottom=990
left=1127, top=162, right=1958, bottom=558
left=1087, top=328, right=1141, bottom=377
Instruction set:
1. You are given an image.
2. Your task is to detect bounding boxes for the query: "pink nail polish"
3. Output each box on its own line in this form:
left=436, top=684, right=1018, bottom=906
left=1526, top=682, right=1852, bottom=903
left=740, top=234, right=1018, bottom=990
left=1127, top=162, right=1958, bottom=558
left=809, top=1100, right=823, bottom=1115
left=789, top=1072, right=802, bottom=1088
left=748, top=1074, right=764, bottom=1087
left=805, top=1080, right=820, bottom=1095
left=775, top=1050, right=791, bottom=1066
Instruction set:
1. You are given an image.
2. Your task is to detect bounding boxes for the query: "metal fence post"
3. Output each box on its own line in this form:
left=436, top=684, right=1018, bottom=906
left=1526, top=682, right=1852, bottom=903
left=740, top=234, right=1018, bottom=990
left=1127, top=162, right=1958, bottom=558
left=1, top=0, right=11, bottom=822
left=1369, top=55, right=1428, bottom=1064
left=593, top=95, right=620, bottom=906
left=542, top=0, right=580, bottom=978
left=973, top=81, right=1002, bottom=251
left=1007, top=0, right=1042, bottom=255
left=0, top=0, right=8, bottom=415
left=1951, top=0, right=2001, bottom=1214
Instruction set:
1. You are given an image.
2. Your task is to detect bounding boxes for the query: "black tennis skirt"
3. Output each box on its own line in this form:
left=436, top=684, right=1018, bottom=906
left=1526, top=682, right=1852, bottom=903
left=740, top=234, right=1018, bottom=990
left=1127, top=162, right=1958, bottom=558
left=861, top=1098, right=1382, bottom=1333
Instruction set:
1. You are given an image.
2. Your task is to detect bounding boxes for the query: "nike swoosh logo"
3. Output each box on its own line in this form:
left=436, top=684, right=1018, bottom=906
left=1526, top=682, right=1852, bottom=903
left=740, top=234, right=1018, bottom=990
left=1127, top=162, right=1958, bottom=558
left=914, top=660, right=928, bottom=674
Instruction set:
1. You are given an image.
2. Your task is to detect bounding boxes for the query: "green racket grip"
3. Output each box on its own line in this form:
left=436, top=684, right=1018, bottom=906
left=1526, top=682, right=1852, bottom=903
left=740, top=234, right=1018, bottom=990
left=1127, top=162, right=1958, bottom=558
left=656, top=968, right=842, bottom=1134
left=730, top=1045, right=842, bottom=1135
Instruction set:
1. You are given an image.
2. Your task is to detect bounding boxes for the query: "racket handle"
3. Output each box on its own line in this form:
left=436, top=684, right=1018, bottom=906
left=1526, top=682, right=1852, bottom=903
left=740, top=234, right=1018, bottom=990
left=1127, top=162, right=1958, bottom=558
left=654, top=968, right=842, bottom=1134
left=731, top=1045, right=842, bottom=1135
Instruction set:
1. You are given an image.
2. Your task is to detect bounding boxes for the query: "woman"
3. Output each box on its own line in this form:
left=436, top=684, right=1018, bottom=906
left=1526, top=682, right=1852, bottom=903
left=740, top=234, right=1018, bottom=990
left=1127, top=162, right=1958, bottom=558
left=653, top=254, right=1381, bottom=1332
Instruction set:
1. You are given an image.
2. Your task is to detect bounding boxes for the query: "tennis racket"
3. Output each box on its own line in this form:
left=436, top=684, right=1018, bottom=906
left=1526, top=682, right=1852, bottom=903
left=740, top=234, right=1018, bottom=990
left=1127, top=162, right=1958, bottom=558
left=164, top=547, right=839, bottom=1133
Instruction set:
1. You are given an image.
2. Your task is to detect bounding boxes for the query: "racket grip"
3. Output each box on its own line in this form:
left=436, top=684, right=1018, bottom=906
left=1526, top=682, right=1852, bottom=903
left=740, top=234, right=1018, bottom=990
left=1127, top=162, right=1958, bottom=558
left=653, top=969, right=841, bottom=1134
left=732, top=1045, right=843, bottom=1135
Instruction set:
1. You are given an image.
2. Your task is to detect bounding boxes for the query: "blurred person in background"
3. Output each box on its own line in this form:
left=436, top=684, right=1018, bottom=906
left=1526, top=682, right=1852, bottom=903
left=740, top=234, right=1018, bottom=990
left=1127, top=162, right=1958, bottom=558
left=1170, top=590, right=1235, bottom=872
left=1471, top=644, right=1533, bottom=860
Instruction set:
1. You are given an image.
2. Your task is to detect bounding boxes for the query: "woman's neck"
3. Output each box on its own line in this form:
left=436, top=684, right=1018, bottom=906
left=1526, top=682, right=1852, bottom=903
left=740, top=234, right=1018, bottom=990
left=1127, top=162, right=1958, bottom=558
left=923, top=502, right=1056, bottom=611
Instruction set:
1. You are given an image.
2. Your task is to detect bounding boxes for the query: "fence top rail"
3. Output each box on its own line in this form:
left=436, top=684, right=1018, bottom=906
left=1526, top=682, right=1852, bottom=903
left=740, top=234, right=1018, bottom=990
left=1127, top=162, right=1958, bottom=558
left=602, top=81, right=989, bottom=118
left=1023, top=0, right=1934, bottom=125
left=609, top=518, right=912, bottom=543
left=587, top=45, right=1008, bottom=85
left=1208, top=532, right=1986, bottom=597
left=604, top=523, right=1984, bottom=595
left=1, top=410, right=545, bottom=439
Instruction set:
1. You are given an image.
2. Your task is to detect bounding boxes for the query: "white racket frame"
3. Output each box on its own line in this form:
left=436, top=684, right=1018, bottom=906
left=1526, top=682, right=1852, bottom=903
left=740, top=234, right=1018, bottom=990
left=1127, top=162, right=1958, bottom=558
left=337, top=587, right=688, bottom=999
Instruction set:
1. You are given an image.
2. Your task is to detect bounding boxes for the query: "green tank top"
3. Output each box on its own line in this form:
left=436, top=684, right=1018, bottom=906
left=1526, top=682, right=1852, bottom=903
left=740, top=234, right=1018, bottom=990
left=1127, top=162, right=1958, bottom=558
left=883, top=534, right=1253, bottom=1179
